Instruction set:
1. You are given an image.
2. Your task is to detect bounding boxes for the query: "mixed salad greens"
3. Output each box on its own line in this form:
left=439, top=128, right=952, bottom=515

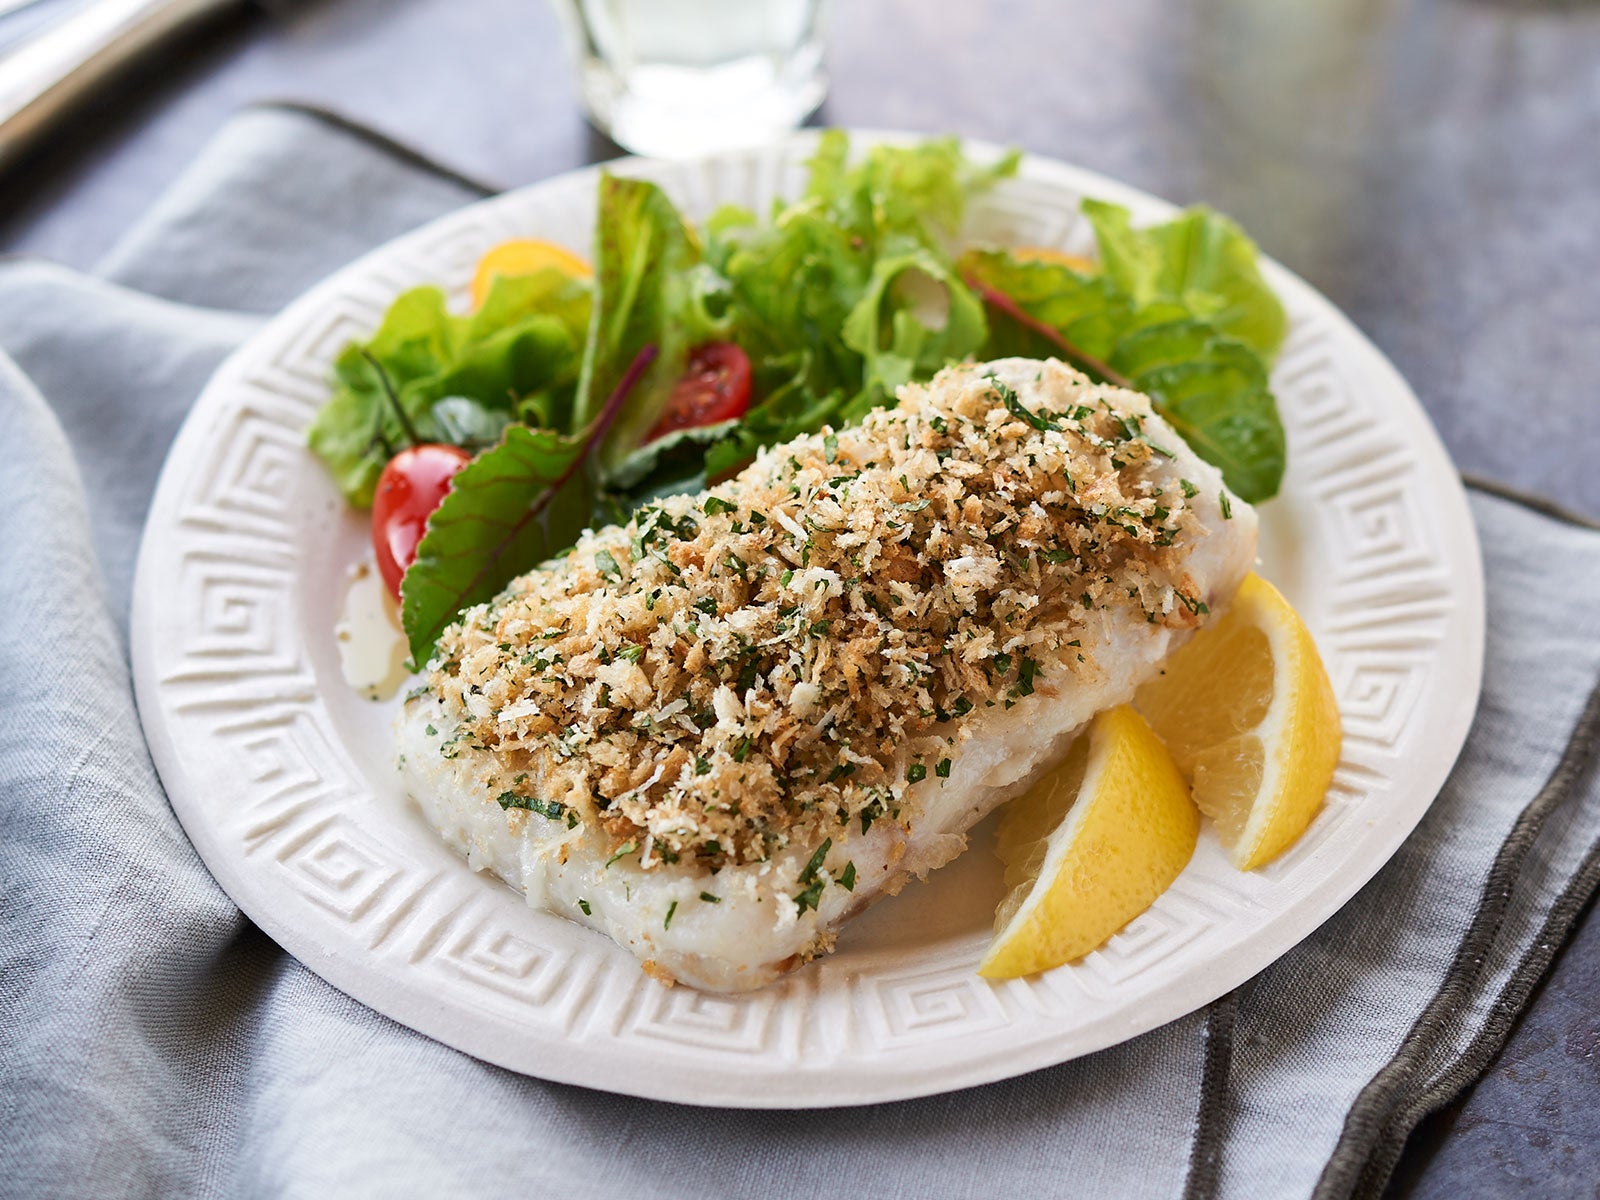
left=308, top=132, right=1289, bottom=668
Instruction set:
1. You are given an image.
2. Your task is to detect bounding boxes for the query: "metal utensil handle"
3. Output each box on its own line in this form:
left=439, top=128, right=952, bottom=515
left=0, top=0, right=241, bottom=170
left=0, top=0, right=57, bottom=20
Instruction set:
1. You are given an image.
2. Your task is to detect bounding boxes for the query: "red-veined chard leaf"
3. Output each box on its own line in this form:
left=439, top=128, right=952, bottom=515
left=399, top=345, right=658, bottom=668
left=575, top=175, right=726, bottom=470
left=960, top=227, right=1286, bottom=505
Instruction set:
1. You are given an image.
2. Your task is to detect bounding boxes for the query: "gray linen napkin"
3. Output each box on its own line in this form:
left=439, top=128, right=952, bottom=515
left=1, top=105, right=1597, bottom=1200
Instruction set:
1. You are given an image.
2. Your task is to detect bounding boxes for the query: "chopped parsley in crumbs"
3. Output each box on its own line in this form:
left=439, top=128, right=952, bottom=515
left=423, top=361, right=1213, bottom=870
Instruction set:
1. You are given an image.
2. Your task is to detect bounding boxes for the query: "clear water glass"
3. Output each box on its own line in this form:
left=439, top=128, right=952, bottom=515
left=555, top=0, right=829, bottom=158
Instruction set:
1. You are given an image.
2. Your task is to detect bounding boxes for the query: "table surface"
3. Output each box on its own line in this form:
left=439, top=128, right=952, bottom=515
left=3, top=0, right=1597, bottom=1193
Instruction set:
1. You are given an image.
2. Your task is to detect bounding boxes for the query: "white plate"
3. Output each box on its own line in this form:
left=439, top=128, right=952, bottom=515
left=131, top=132, right=1484, bottom=1108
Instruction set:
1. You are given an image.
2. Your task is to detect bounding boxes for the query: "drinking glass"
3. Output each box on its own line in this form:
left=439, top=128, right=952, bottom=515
left=554, top=0, right=829, bottom=158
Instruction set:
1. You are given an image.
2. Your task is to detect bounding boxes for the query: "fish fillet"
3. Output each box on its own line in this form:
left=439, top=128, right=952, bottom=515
left=395, top=358, right=1258, bottom=992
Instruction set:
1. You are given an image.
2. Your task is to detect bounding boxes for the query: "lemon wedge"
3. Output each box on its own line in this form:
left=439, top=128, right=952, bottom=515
left=470, top=238, right=592, bottom=307
left=1135, top=572, right=1342, bottom=871
left=979, top=705, right=1198, bottom=979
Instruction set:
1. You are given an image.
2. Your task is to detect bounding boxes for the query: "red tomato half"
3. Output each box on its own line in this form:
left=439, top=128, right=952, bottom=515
left=645, top=342, right=752, bottom=443
left=372, top=443, right=472, bottom=600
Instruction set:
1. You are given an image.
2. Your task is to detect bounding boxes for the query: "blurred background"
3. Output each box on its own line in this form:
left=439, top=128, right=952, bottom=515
left=1, top=0, right=1595, bottom=518
left=0, top=0, right=1595, bottom=1191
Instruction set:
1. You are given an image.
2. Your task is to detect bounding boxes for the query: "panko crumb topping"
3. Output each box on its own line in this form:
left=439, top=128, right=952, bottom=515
left=423, top=359, right=1217, bottom=869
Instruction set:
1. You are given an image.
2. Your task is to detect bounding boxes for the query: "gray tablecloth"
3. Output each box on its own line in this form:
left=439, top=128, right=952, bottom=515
left=2, top=106, right=1597, bottom=1200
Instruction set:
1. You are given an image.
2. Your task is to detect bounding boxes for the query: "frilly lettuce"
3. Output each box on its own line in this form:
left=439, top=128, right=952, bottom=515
left=699, top=132, right=1017, bottom=477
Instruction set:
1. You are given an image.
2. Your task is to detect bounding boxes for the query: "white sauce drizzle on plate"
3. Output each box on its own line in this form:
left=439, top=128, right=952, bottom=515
left=336, top=560, right=409, bottom=700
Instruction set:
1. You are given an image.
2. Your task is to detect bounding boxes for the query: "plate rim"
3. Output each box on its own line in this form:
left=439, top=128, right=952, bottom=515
left=131, top=129, right=1486, bottom=1108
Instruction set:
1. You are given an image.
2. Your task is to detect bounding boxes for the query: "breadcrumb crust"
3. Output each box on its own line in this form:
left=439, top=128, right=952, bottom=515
left=424, top=360, right=1215, bottom=868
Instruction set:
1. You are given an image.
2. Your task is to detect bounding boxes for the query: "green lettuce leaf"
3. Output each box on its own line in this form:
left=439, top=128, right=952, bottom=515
left=710, top=205, right=866, bottom=417
left=575, top=175, right=727, bottom=468
left=959, top=251, right=1128, bottom=362
left=308, top=289, right=455, bottom=505
left=429, top=397, right=511, bottom=449
left=1081, top=199, right=1287, bottom=362
left=307, top=270, right=589, bottom=506
left=1122, top=327, right=1284, bottom=503
left=592, top=419, right=736, bottom=527
left=803, top=130, right=1021, bottom=254
left=839, top=241, right=989, bottom=421
left=605, top=419, right=735, bottom=494
left=468, top=267, right=591, bottom=346
left=697, top=133, right=1018, bottom=474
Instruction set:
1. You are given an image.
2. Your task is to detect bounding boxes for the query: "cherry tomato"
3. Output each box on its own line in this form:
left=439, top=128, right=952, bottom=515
left=372, top=443, right=472, bottom=600
left=645, top=342, right=752, bottom=443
